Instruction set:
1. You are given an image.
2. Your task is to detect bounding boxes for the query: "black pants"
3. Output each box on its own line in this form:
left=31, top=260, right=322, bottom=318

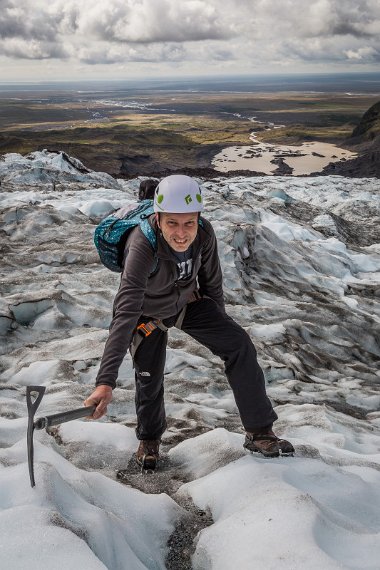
left=133, top=298, right=278, bottom=440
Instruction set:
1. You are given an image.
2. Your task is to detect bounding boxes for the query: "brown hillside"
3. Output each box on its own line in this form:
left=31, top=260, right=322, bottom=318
left=322, top=100, right=380, bottom=177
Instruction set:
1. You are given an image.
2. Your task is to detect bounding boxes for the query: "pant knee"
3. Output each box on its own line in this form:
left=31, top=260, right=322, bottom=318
left=225, top=323, right=256, bottom=355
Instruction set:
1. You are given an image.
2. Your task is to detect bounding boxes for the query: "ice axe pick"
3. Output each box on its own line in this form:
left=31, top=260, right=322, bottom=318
left=26, top=386, right=96, bottom=488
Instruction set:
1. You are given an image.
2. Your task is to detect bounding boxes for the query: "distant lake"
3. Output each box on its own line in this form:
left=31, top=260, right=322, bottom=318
left=213, top=141, right=357, bottom=176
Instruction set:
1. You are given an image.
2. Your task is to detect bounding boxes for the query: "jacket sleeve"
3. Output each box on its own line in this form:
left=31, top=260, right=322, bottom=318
left=197, top=220, right=225, bottom=311
left=95, top=229, right=155, bottom=389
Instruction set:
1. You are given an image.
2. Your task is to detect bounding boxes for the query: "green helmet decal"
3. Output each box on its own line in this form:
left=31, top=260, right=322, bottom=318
left=196, top=193, right=202, bottom=203
left=157, top=194, right=164, bottom=204
left=185, top=194, right=193, bottom=205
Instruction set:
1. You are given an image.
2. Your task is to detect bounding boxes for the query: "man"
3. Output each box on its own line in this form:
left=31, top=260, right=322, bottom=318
left=85, top=175, right=294, bottom=469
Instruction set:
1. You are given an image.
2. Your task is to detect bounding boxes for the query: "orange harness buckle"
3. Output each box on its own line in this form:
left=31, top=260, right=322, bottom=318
left=137, top=321, right=157, bottom=337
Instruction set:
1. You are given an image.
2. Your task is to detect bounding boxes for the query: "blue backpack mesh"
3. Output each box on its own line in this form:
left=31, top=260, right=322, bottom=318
left=94, top=200, right=157, bottom=272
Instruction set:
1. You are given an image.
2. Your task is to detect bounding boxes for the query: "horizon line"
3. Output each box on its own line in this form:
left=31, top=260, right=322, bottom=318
left=1, top=70, right=380, bottom=85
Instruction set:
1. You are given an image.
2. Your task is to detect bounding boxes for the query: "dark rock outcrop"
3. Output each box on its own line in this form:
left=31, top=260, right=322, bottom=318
left=321, top=100, right=380, bottom=178
left=351, top=100, right=380, bottom=142
left=321, top=137, right=380, bottom=178
left=271, top=156, right=293, bottom=175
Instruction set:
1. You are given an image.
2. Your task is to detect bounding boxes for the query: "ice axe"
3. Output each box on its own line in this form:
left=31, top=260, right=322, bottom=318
left=26, top=385, right=96, bottom=488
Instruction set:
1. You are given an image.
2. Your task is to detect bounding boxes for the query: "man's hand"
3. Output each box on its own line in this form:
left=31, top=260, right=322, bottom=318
left=84, top=385, right=113, bottom=420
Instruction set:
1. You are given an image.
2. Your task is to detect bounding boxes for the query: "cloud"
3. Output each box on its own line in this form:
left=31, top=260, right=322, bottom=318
left=73, top=0, right=235, bottom=43
left=0, top=0, right=67, bottom=42
left=76, top=42, right=188, bottom=65
left=243, top=0, right=380, bottom=40
left=0, top=0, right=379, bottom=72
left=345, top=46, right=380, bottom=61
left=0, top=38, right=67, bottom=60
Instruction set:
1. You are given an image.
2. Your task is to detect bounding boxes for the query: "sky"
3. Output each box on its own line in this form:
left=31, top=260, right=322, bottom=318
left=0, top=0, right=379, bottom=82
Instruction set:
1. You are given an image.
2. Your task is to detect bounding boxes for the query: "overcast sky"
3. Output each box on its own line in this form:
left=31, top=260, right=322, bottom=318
left=0, top=0, right=379, bottom=82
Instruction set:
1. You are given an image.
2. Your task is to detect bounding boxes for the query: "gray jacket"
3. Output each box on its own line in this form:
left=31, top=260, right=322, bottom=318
left=96, top=215, right=224, bottom=388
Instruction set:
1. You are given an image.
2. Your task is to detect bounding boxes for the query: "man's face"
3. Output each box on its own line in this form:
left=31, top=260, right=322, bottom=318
left=157, top=212, right=199, bottom=252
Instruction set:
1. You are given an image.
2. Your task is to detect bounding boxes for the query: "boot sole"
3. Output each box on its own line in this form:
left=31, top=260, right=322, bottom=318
left=244, top=444, right=294, bottom=458
left=243, top=443, right=279, bottom=458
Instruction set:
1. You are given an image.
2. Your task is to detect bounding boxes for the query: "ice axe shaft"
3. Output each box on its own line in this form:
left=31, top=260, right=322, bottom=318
left=34, top=405, right=97, bottom=430
left=26, top=386, right=96, bottom=488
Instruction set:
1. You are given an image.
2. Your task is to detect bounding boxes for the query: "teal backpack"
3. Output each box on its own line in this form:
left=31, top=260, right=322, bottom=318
left=94, top=200, right=156, bottom=272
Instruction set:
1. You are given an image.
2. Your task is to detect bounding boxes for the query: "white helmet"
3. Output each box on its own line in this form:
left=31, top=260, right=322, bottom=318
left=154, top=175, right=204, bottom=213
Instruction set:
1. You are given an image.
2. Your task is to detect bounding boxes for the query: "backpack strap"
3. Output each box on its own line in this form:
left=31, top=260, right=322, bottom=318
left=140, top=217, right=157, bottom=249
left=139, top=217, right=159, bottom=275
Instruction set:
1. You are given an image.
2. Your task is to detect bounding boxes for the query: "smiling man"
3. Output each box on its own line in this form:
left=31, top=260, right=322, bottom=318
left=85, top=174, right=293, bottom=470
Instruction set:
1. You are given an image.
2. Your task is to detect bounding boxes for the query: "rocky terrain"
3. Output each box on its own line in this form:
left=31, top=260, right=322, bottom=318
left=322, top=100, right=380, bottom=177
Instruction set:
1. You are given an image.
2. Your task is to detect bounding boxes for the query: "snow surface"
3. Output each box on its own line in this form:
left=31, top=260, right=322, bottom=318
left=1, top=151, right=380, bottom=569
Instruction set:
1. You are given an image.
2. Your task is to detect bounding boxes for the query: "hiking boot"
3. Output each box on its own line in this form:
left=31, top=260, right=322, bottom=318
left=244, top=430, right=294, bottom=457
left=135, top=439, right=160, bottom=470
left=244, top=432, right=280, bottom=457
left=277, top=438, right=295, bottom=456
